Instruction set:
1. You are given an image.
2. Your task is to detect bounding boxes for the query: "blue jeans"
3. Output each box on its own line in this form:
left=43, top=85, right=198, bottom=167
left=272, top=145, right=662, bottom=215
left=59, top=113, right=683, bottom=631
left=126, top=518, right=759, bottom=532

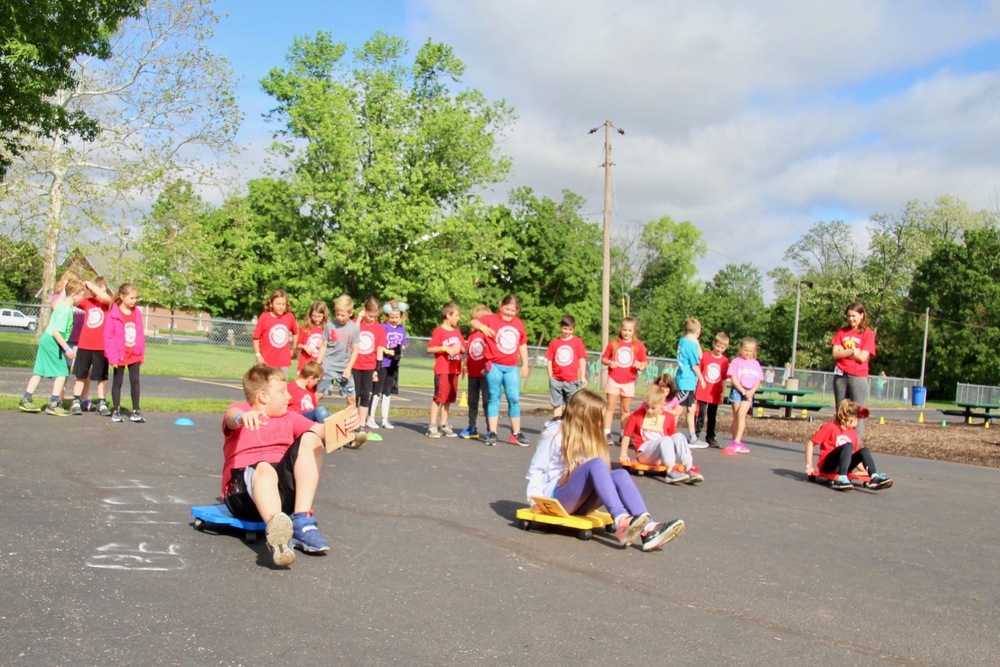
left=301, top=405, right=331, bottom=424
left=486, top=362, right=521, bottom=419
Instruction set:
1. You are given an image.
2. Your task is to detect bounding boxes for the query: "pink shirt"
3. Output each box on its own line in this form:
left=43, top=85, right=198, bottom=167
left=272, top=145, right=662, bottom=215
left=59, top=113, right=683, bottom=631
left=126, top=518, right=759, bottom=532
left=728, top=357, right=763, bottom=392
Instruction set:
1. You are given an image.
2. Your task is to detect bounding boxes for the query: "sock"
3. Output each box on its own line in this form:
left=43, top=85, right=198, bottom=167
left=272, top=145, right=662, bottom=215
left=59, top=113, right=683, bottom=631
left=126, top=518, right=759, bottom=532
left=381, top=396, right=391, bottom=421
left=50, top=395, right=59, bottom=404
left=73, top=395, right=81, bottom=402
left=369, top=395, right=380, bottom=418
left=23, top=392, right=31, bottom=400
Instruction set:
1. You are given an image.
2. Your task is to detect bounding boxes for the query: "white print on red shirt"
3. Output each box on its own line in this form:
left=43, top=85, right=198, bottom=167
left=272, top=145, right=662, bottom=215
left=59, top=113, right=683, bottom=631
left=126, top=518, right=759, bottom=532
left=553, top=344, right=575, bottom=367
left=300, top=394, right=315, bottom=412
left=305, top=332, right=322, bottom=354
left=86, top=306, right=105, bottom=329
left=358, top=330, right=375, bottom=356
left=268, top=324, right=290, bottom=348
left=615, top=346, right=635, bottom=368
left=468, top=337, right=486, bottom=360
left=704, top=361, right=723, bottom=383
left=443, top=335, right=462, bottom=360
left=496, top=326, right=520, bottom=355
left=124, top=322, right=137, bottom=348
left=835, top=433, right=853, bottom=448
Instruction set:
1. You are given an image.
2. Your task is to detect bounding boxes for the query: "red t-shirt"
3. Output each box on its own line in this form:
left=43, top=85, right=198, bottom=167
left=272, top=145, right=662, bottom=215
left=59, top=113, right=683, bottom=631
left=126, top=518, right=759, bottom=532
left=253, top=311, right=298, bottom=368
left=221, top=402, right=314, bottom=496
left=77, top=298, right=109, bottom=351
left=430, top=325, right=464, bottom=375
left=355, top=319, right=388, bottom=371
left=546, top=335, right=587, bottom=382
left=810, top=421, right=859, bottom=471
left=695, top=351, right=730, bottom=404
left=466, top=330, right=488, bottom=378
left=479, top=313, right=527, bottom=367
left=296, top=325, right=325, bottom=371
left=831, top=327, right=876, bottom=377
left=602, top=339, right=648, bottom=384
left=287, top=381, right=318, bottom=415
left=622, top=403, right=677, bottom=452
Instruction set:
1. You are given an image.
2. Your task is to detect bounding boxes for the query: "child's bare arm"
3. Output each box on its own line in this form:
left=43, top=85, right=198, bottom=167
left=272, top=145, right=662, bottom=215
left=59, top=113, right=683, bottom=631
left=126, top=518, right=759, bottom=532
left=619, top=436, right=632, bottom=464
left=804, top=440, right=816, bottom=474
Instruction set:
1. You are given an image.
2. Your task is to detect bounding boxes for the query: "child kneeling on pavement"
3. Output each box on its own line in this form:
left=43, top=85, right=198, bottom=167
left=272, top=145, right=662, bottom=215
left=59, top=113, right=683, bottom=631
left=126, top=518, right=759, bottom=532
left=222, top=364, right=358, bottom=566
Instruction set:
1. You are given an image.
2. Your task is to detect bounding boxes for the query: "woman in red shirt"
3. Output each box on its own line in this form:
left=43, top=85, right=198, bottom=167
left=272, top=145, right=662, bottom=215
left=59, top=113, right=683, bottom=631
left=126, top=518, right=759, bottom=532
left=830, top=302, right=876, bottom=440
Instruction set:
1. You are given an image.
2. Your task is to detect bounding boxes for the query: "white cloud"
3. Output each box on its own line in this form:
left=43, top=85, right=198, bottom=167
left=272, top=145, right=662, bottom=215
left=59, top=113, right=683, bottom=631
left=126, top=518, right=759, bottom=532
left=408, top=0, right=1000, bottom=290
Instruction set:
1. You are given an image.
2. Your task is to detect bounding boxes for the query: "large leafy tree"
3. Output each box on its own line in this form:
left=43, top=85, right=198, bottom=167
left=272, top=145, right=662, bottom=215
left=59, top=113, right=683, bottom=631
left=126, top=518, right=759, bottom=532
left=0, top=0, right=240, bottom=329
left=0, top=237, right=43, bottom=302
left=698, top=263, right=769, bottom=358
left=0, top=0, right=143, bottom=177
left=259, top=31, right=512, bottom=334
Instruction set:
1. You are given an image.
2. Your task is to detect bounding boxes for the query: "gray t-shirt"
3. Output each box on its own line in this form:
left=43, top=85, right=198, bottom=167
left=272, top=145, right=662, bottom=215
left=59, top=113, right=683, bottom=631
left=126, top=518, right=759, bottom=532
left=321, top=320, right=359, bottom=375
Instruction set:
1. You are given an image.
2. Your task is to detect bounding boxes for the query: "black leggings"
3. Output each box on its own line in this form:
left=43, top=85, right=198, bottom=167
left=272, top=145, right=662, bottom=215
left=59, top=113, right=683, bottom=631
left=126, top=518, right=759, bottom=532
left=112, top=363, right=141, bottom=410
left=820, top=444, right=877, bottom=477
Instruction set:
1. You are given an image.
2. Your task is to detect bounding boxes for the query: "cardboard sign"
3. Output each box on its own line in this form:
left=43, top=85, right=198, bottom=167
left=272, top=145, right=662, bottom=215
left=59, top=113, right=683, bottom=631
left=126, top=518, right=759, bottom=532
left=324, top=407, right=359, bottom=453
left=530, top=496, right=571, bottom=517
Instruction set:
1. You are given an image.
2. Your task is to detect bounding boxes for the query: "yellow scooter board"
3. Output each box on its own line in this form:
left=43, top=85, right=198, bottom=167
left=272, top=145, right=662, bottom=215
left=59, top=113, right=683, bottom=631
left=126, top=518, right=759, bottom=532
left=516, top=496, right=614, bottom=541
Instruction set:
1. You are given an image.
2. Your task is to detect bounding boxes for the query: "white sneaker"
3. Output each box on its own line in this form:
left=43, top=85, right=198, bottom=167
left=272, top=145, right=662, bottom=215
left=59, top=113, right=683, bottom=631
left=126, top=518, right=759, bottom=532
left=365, top=417, right=379, bottom=430
left=380, top=420, right=394, bottom=429
left=688, top=437, right=708, bottom=449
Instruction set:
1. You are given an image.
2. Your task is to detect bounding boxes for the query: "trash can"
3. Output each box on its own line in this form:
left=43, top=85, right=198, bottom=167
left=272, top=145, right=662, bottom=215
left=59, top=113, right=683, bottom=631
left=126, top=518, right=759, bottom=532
left=912, top=386, right=927, bottom=407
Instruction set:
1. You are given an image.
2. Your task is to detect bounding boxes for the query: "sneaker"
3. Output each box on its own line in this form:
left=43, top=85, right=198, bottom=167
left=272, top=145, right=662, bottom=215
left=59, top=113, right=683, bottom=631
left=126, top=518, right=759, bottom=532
left=82, top=399, right=96, bottom=412
left=831, top=475, right=853, bottom=491
left=458, top=426, right=479, bottom=439
left=866, top=473, right=893, bottom=490
left=441, top=424, right=458, bottom=438
left=684, top=466, right=704, bottom=484
left=129, top=409, right=146, bottom=423
left=70, top=399, right=83, bottom=416
left=111, top=409, right=125, bottom=423
left=665, top=465, right=690, bottom=484
left=688, top=437, right=708, bottom=449
left=735, top=442, right=750, bottom=454
left=380, top=420, right=395, bottom=429
left=45, top=402, right=70, bottom=416
left=484, top=431, right=497, bottom=446
left=641, top=519, right=685, bottom=552
left=290, top=511, right=330, bottom=553
left=706, top=437, right=719, bottom=448
left=427, top=426, right=441, bottom=439
left=509, top=432, right=531, bottom=447
left=265, top=512, right=295, bottom=567
left=97, top=402, right=112, bottom=417
left=344, top=431, right=367, bottom=449
left=18, top=397, right=41, bottom=413
left=720, top=443, right=740, bottom=456
left=614, top=513, right=650, bottom=547
left=365, top=417, right=379, bottom=430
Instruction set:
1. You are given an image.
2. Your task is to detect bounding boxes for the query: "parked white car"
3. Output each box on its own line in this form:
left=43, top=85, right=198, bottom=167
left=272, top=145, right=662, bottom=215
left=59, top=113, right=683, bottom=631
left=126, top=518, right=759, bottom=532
left=0, top=308, right=37, bottom=331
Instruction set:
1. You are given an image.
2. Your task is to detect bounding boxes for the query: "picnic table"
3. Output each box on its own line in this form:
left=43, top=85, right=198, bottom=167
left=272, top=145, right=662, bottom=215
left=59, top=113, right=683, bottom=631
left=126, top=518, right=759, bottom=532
left=939, top=401, right=1000, bottom=424
left=754, top=387, right=827, bottom=419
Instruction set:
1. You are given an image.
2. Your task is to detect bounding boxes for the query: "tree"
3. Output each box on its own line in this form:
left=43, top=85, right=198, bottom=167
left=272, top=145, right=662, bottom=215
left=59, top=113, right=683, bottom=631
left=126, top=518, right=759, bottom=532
left=904, top=226, right=1000, bottom=397
left=630, top=216, right=706, bottom=356
left=0, top=0, right=240, bottom=329
left=259, top=31, right=512, bottom=334
left=0, top=238, right=42, bottom=302
left=699, top=263, right=769, bottom=358
left=134, top=180, right=211, bottom=341
left=0, top=0, right=143, bottom=177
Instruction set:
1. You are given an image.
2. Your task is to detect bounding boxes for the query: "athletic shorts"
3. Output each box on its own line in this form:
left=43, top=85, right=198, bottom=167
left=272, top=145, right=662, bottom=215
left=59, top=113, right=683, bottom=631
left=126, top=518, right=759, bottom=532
left=73, top=348, right=109, bottom=382
left=549, top=378, right=582, bottom=407
left=603, top=378, right=636, bottom=398
left=223, top=438, right=302, bottom=521
left=434, top=373, right=459, bottom=405
left=676, top=390, right=695, bottom=408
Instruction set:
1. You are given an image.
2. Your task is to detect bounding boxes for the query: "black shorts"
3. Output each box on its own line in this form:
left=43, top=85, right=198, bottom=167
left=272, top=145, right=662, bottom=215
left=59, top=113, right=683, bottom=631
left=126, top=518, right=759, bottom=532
left=676, top=390, right=696, bottom=408
left=223, top=438, right=302, bottom=521
left=352, top=368, right=376, bottom=407
left=73, top=348, right=110, bottom=382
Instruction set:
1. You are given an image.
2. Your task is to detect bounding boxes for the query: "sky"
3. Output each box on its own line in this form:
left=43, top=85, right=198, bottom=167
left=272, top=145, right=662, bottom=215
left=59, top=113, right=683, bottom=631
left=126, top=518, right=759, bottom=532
left=208, top=0, right=1000, bottom=290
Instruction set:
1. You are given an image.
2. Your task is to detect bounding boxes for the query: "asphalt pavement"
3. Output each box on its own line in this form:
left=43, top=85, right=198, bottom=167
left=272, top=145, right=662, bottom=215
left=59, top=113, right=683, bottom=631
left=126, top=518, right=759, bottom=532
left=1, top=368, right=999, bottom=666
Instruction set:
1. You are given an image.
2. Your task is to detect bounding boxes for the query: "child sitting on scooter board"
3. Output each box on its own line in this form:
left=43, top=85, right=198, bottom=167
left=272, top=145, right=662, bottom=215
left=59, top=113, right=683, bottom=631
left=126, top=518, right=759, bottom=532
left=222, top=364, right=360, bottom=567
left=526, top=389, right=685, bottom=551
left=621, top=381, right=704, bottom=484
left=805, top=399, right=893, bottom=491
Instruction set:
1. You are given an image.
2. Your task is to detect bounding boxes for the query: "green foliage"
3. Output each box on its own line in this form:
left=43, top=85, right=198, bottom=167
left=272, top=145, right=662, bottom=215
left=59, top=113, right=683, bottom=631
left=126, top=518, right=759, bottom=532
left=698, top=263, right=770, bottom=358
left=0, top=238, right=42, bottom=301
left=0, top=0, right=143, bottom=176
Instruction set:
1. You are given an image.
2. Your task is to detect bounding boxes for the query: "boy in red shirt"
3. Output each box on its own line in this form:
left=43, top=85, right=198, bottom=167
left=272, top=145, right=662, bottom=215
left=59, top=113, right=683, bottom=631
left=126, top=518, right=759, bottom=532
left=222, top=364, right=359, bottom=567
left=70, top=277, right=114, bottom=416
left=694, top=332, right=730, bottom=447
left=545, top=314, right=588, bottom=418
left=427, top=302, right=465, bottom=438
left=459, top=304, right=491, bottom=440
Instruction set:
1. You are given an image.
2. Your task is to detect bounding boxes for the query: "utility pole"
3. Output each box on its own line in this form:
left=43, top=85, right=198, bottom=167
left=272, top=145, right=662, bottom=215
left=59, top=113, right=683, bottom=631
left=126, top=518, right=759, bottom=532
left=590, top=120, right=624, bottom=384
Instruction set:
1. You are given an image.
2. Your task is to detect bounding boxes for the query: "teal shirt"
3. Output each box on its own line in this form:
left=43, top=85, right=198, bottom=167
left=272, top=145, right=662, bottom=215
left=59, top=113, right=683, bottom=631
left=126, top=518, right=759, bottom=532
left=45, top=301, right=74, bottom=340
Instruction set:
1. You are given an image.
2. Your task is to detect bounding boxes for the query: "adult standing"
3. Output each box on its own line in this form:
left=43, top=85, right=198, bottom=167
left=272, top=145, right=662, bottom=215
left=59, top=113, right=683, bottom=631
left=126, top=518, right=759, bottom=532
left=830, top=301, right=876, bottom=439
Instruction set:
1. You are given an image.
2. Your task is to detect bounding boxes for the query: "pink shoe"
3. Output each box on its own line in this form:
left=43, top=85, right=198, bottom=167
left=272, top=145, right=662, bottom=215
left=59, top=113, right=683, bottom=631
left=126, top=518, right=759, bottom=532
left=720, top=443, right=740, bottom=456
left=735, top=442, right=750, bottom=453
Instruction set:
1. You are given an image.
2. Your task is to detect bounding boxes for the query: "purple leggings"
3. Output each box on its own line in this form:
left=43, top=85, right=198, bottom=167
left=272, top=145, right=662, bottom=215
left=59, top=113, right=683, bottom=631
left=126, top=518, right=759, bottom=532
left=554, top=458, right=647, bottom=519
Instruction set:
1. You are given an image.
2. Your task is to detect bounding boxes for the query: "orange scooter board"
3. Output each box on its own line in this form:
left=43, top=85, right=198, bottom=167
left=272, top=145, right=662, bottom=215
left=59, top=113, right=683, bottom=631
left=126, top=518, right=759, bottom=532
left=620, top=459, right=668, bottom=476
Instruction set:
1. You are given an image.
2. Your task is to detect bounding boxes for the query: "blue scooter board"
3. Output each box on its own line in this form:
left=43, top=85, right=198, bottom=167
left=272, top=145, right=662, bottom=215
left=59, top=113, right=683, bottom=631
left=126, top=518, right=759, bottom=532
left=192, top=504, right=266, bottom=544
